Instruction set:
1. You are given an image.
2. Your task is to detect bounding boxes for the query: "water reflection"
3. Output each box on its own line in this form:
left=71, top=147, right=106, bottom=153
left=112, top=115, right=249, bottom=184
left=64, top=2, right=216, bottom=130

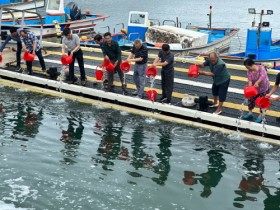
left=12, top=102, right=43, bottom=139
left=151, top=126, right=172, bottom=185
left=183, top=150, right=227, bottom=198
left=94, top=116, right=122, bottom=171
left=60, top=112, right=84, bottom=165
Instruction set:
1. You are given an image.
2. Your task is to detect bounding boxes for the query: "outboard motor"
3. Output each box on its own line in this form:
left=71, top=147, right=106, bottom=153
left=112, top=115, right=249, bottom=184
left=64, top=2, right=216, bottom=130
left=65, top=2, right=82, bottom=21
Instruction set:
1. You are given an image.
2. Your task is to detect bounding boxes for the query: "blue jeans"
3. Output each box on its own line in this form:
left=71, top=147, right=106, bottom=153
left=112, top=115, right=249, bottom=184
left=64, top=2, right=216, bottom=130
left=133, top=63, right=146, bottom=98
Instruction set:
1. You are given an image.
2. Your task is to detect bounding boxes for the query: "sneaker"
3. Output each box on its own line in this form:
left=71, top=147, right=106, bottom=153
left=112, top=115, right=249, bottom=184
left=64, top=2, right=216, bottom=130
left=243, top=113, right=253, bottom=119
left=81, top=79, right=87, bottom=86
left=15, top=66, right=22, bottom=73
left=132, top=90, right=138, bottom=96
left=255, top=118, right=262, bottom=123
left=159, top=98, right=167, bottom=103
left=70, top=77, right=78, bottom=85
left=209, top=104, right=218, bottom=108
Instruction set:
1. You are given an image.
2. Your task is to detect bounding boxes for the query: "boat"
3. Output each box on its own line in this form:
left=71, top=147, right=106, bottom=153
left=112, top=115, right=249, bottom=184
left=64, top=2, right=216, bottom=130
left=80, top=7, right=239, bottom=55
left=0, top=0, right=45, bottom=10
left=0, top=0, right=107, bottom=39
left=217, top=8, right=280, bottom=68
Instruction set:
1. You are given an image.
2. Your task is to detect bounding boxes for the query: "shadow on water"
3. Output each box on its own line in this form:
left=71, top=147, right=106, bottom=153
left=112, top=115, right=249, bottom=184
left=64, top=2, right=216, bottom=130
left=183, top=149, right=227, bottom=198
left=59, top=111, right=84, bottom=165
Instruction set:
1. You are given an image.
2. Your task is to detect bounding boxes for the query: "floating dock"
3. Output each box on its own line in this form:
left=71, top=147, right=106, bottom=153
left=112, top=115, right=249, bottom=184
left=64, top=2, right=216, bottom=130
left=1, top=42, right=280, bottom=142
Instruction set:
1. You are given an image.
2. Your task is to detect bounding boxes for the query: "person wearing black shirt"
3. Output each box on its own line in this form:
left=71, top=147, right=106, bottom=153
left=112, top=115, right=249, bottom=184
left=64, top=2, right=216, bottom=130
left=152, top=44, right=174, bottom=103
left=266, top=72, right=280, bottom=102
left=127, top=39, right=148, bottom=98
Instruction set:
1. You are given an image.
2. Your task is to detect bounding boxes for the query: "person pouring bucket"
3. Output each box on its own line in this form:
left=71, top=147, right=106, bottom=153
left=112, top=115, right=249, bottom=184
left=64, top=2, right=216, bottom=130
left=242, top=58, right=270, bottom=123
left=61, top=28, right=87, bottom=86
left=102, top=32, right=128, bottom=94
left=126, top=39, right=148, bottom=99
left=197, top=52, right=231, bottom=115
left=20, top=30, right=46, bottom=75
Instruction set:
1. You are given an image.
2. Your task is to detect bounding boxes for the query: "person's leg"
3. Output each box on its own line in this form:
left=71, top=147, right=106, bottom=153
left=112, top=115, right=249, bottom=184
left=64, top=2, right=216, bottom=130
left=35, top=49, right=46, bottom=71
left=214, top=79, right=230, bottom=114
left=75, top=49, right=86, bottom=81
left=16, top=42, right=22, bottom=68
left=68, top=55, right=76, bottom=82
left=107, top=70, right=114, bottom=91
left=133, top=64, right=140, bottom=94
left=212, top=83, right=219, bottom=105
left=161, top=70, right=167, bottom=99
left=26, top=60, right=32, bottom=75
left=137, top=64, right=147, bottom=98
left=165, top=69, right=174, bottom=103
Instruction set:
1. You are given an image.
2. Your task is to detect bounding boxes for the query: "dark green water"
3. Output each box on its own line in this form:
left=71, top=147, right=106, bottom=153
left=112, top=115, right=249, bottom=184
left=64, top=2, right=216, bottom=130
left=0, top=85, right=280, bottom=210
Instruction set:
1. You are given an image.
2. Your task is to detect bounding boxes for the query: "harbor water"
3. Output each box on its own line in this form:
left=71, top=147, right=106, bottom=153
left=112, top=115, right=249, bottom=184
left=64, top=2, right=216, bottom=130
left=1, top=0, right=280, bottom=209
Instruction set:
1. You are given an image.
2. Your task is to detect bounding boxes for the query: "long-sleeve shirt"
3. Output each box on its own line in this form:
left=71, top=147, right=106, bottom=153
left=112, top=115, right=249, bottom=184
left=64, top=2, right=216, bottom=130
left=0, top=28, right=22, bottom=52
left=102, top=40, right=121, bottom=62
left=247, top=65, right=270, bottom=94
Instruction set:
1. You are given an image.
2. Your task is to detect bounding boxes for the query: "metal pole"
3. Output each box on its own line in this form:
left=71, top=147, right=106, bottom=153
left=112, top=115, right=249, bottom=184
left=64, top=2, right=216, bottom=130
left=209, top=5, right=212, bottom=30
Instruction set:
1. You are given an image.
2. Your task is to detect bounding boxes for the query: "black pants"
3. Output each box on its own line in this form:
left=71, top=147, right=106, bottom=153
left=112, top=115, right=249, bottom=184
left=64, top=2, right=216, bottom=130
left=68, top=49, right=86, bottom=81
left=16, top=41, right=22, bottom=67
left=161, top=69, right=174, bottom=103
left=26, top=48, right=46, bottom=74
left=107, top=59, right=124, bottom=89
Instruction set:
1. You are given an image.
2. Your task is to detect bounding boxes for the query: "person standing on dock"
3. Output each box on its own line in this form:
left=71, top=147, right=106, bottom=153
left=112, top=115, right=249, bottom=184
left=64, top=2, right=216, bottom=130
left=243, top=58, right=270, bottom=123
left=198, top=52, right=231, bottom=115
left=126, top=39, right=148, bottom=98
left=0, top=27, right=23, bottom=72
left=152, top=44, right=174, bottom=103
left=62, top=28, right=87, bottom=86
left=102, top=32, right=127, bottom=93
left=266, top=72, right=280, bottom=102
left=20, top=30, right=46, bottom=75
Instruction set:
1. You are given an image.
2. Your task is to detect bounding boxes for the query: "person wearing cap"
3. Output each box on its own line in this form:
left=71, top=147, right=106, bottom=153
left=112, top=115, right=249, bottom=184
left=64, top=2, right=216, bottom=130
left=20, top=30, right=46, bottom=75
left=198, top=52, right=231, bottom=115
left=152, top=44, right=174, bottom=103
left=126, top=39, right=148, bottom=98
left=102, top=32, right=127, bottom=93
left=62, top=28, right=87, bottom=85
left=0, top=27, right=23, bottom=72
left=243, top=58, right=270, bottom=123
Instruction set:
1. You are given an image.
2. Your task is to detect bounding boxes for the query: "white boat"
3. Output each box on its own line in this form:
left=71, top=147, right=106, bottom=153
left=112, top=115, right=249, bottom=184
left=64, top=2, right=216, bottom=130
left=0, top=0, right=107, bottom=39
left=80, top=8, right=239, bottom=55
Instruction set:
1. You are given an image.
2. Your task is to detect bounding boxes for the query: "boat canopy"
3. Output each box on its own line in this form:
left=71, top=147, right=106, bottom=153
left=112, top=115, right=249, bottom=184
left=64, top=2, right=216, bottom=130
left=46, top=0, right=65, bottom=15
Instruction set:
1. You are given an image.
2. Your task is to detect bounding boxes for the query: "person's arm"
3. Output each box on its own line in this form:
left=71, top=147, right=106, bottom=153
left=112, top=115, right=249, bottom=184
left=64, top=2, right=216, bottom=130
left=0, top=35, right=12, bottom=53
left=152, top=56, right=160, bottom=67
left=199, top=71, right=214, bottom=76
left=61, top=39, right=67, bottom=56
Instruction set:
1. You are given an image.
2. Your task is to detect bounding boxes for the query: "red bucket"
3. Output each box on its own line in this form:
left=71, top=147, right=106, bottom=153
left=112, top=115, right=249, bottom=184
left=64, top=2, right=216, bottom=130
left=244, top=86, right=258, bottom=98
left=255, top=97, right=271, bottom=109
left=146, top=66, right=157, bottom=78
left=102, top=59, right=115, bottom=72
left=61, top=55, right=73, bottom=65
left=0, top=55, right=2, bottom=62
left=188, top=64, right=199, bottom=78
left=23, top=52, right=35, bottom=62
left=120, top=61, right=130, bottom=73
left=95, top=69, right=104, bottom=80
left=146, top=90, right=157, bottom=101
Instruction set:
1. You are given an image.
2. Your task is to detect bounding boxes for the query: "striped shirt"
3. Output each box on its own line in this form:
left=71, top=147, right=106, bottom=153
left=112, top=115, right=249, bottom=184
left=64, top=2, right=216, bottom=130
left=20, top=31, right=40, bottom=52
left=131, top=45, right=148, bottom=64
